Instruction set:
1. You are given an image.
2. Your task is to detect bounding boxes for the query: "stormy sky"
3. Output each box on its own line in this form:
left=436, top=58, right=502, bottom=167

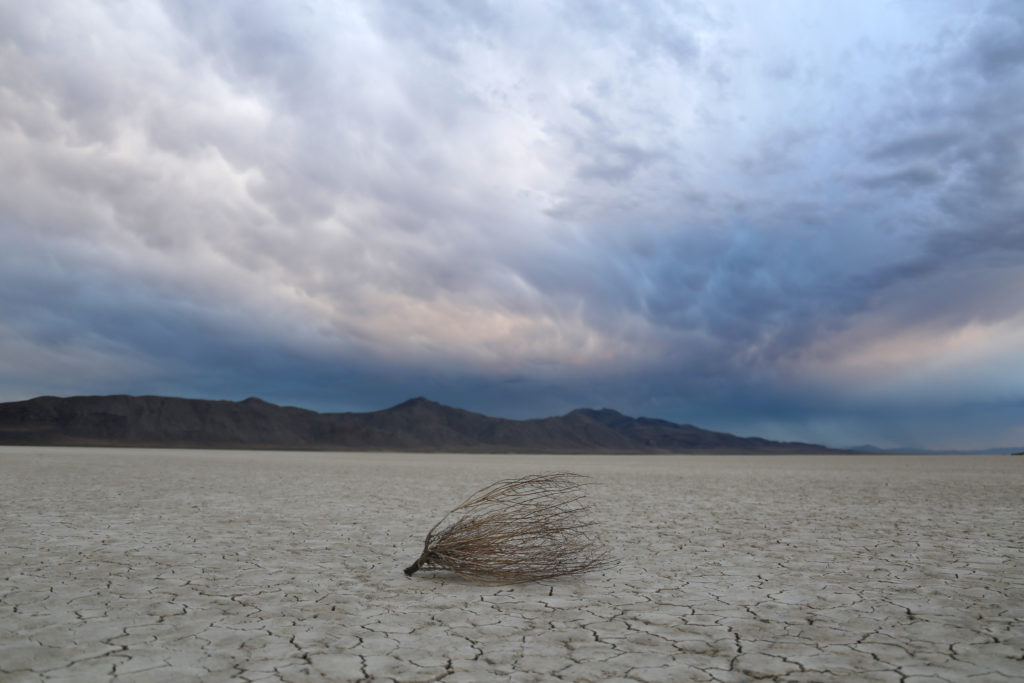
left=2, top=1, right=1022, bottom=450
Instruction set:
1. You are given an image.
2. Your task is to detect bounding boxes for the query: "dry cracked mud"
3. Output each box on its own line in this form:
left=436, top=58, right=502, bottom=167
left=1, top=447, right=1022, bottom=682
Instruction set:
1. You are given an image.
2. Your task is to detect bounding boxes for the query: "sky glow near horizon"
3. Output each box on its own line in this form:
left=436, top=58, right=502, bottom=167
left=1, top=1, right=1022, bottom=449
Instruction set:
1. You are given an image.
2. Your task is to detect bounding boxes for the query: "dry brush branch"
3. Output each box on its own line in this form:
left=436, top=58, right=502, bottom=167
left=404, top=472, right=616, bottom=584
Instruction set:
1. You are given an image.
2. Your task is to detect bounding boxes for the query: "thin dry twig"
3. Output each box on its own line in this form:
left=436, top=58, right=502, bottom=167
left=404, top=472, right=616, bottom=584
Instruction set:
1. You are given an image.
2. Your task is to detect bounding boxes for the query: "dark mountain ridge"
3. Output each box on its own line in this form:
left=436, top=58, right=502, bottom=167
left=0, top=394, right=844, bottom=453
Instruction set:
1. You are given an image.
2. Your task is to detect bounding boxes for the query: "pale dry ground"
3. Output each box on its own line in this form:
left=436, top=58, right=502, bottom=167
left=1, top=448, right=1022, bottom=683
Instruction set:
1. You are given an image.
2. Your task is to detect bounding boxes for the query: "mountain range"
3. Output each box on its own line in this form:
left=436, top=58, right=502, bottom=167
left=0, top=394, right=846, bottom=454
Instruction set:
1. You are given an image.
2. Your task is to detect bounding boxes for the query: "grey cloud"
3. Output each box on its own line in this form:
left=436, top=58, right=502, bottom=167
left=2, top=1, right=1023, bottom=449
left=967, top=3, right=1024, bottom=79
left=839, top=0, right=1023, bottom=321
left=859, top=165, right=943, bottom=189
left=161, top=0, right=703, bottom=235
left=868, top=132, right=960, bottom=161
left=568, top=112, right=667, bottom=184
left=564, top=0, right=701, bottom=66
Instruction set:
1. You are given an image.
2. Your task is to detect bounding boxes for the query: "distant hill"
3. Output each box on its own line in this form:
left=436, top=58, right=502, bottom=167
left=847, top=443, right=1023, bottom=455
left=0, top=394, right=846, bottom=454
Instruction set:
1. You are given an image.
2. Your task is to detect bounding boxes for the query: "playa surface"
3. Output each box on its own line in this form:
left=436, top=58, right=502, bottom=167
left=1, top=448, right=1021, bottom=682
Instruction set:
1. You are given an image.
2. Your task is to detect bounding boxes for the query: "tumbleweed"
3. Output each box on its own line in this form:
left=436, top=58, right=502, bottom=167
left=404, top=472, right=615, bottom=584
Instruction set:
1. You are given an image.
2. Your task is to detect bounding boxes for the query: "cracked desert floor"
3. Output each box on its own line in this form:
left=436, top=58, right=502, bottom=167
left=1, top=448, right=1022, bottom=682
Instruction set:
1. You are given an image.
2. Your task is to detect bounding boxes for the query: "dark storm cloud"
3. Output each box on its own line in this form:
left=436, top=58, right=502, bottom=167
left=967, top=1, right=1024, bottom=78
left=848, top=0, right=1024, bottom=325
left=868, top=132, right=961, bottom=161
left=859, top=166, right=944, bottom=189
left=1, top=1, right=1022, bottom=449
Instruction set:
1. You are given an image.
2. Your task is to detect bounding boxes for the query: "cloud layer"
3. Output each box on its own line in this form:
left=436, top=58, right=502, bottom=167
left=2, top=1, right=1022, bottom=449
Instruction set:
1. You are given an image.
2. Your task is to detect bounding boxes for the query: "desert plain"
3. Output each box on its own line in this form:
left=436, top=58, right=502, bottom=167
left=0, top=447, right=1021, bottom=682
